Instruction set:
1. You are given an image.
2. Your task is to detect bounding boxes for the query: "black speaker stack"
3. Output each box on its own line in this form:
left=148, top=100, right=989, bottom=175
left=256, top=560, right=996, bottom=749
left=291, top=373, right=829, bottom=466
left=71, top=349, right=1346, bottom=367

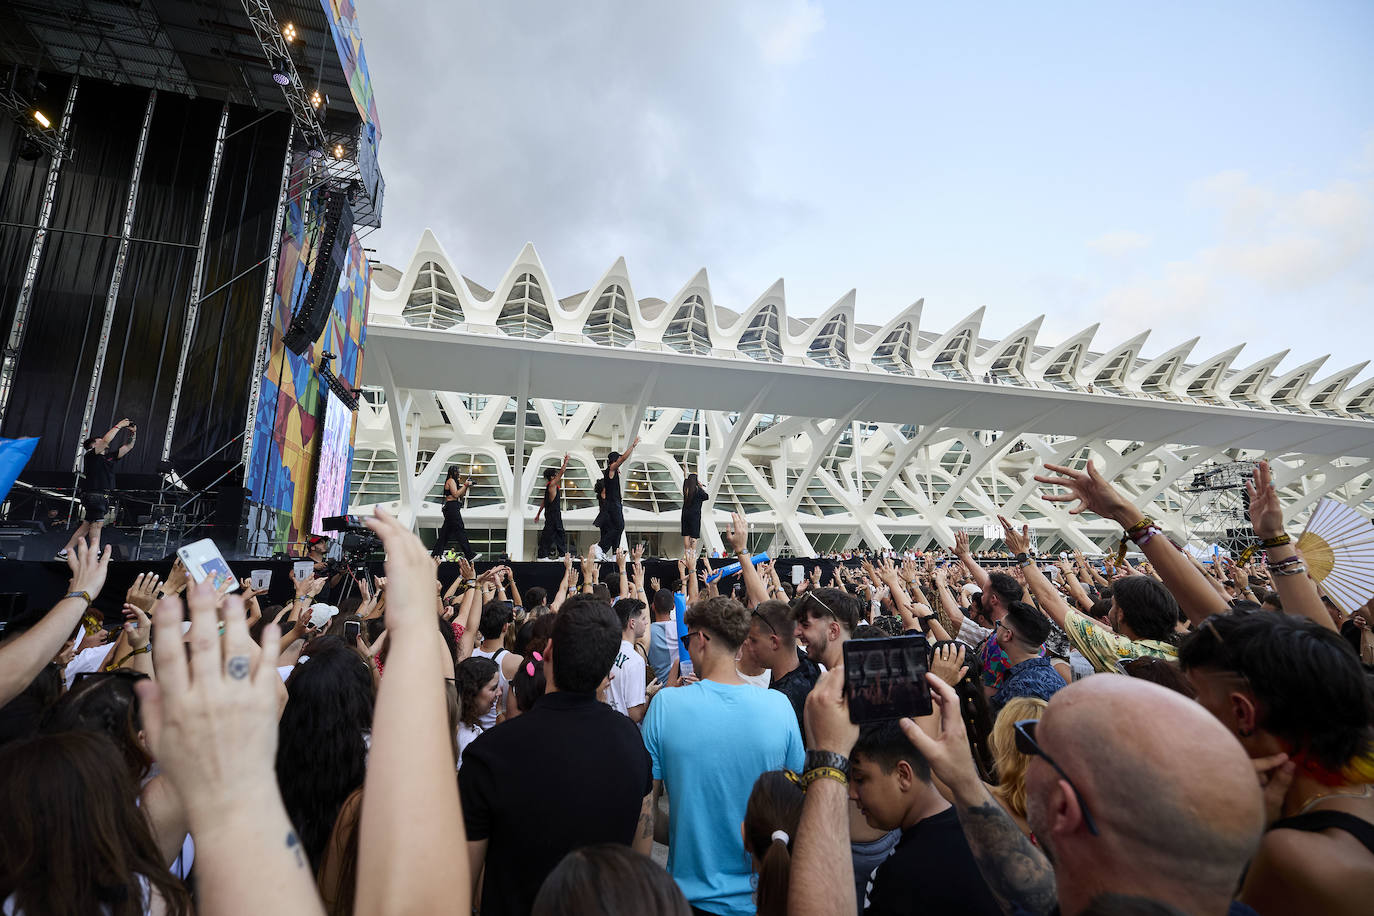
left=285, top=188, right=355, bottom=354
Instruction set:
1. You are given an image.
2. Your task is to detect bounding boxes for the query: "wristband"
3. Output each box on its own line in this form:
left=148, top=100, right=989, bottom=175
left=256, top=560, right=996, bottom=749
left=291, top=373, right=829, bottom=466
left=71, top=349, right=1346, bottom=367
left=64, top=589, right=94, bottom=608
left=1123, top=516, right=1153, bottom=536
left=1269, top=555, right=1302, bottom=568
left=1271, top=562, right=1308, bottom=577
left=803, top=749, right=851, bottom=777
left=1259, top=533, right=1291, bottom=548
left=1128, top=524, right=1162, bottom=546
left=802, top=766, right=849, bottom=789
left=106, top=644, right=150, bottom=670
left=1014, top=552, right=1030, bottom=564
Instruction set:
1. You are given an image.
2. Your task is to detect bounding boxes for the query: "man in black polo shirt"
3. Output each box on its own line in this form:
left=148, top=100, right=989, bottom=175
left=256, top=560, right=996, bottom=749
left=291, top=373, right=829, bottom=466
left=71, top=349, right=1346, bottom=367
left=744, top=598, right=820, bottom=736
left=60, top=417, right=136, bottom=559
left=460, top=594, right=653, bottom=916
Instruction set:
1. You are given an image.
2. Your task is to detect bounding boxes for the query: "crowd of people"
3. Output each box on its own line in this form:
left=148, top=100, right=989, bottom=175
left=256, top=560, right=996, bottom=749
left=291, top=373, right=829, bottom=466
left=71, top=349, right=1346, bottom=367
left=1, top=457, right=1372, bottom=915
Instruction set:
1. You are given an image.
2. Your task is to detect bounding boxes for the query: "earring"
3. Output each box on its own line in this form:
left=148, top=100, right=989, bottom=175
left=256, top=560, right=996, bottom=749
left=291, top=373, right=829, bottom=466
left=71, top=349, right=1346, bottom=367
left=1238, top=727, right=1254, bottom=738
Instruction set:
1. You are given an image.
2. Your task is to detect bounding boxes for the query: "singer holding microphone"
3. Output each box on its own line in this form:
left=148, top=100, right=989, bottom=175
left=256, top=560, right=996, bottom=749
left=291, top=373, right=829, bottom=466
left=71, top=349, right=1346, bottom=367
left=59, top=417, right=137, bottom=558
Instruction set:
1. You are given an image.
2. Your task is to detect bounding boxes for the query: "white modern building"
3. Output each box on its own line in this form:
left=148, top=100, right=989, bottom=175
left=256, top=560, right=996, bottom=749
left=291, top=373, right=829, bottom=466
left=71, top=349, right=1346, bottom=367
left=350, top=230, right=1374, bottom=559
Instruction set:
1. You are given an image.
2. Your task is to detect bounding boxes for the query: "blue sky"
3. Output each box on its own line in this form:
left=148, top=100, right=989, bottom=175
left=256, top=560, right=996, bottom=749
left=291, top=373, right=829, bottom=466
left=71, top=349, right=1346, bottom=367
left=362, top=0, right=1373, bottom=381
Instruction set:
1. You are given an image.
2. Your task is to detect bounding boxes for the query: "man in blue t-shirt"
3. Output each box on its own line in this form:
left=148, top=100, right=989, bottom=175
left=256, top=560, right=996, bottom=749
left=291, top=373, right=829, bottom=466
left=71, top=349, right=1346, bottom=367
left=642, top=595, right=805, bottom=916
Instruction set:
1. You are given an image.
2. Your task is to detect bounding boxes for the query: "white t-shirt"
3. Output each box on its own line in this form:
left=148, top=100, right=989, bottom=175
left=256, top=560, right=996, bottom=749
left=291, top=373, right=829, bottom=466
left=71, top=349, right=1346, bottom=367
left=63, top=644, right=112, bottom=689
left=606, top=639, right=647, bottom=716
left=457, top=721, right=484, bottom=770
left=470, top=646, right=510, bottom=730
left=737, top=667, right=772, bottom=689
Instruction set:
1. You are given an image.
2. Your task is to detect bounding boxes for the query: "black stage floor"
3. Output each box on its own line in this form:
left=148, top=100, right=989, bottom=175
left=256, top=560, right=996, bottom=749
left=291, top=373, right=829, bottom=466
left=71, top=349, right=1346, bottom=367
left=0, top=556, right=843, bottom=626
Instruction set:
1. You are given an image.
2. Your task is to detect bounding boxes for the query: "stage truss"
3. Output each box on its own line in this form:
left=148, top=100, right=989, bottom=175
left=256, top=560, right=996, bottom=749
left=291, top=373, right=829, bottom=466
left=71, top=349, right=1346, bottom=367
left=1181, top=459, right=1258, bottom=557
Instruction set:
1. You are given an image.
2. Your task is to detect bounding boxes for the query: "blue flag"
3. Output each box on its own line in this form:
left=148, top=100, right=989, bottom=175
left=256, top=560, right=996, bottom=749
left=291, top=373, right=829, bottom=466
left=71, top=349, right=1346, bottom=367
left=0, top=437, right=38, bottom=504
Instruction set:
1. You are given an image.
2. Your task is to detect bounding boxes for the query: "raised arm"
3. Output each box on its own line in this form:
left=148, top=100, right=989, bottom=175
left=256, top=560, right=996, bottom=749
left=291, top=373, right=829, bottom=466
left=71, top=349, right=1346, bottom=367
left=1056, top=558, right=1094, bottom=612
left=1034, top=461, right=1229, bottom=627
left=607, top=437, right=640, bottom=473
left=505, top=567, right=522, bottom=611
left=1246, top=460, right=1332, bottom=630
left=901, top=675, right=1057, bottom=915
left=551, top=553, right=573, bottom=613
left=616, top=548, right=630, bottom=601
left=358, top=509, right=468, bottom=915
left=725, top=512, right=769, bottom=608
left=791, top=668, right=859, bottom=916
left=0, top=536, right=110, bottom=706
left=999, top=517, right=1074, bottom=633
left=932, top=567, right=967, bottom=632
left=953, top=529, right=991, bottom=594
left=552, top=452, right=569, bottom=483
left=116, top=420, right=137, bottom=458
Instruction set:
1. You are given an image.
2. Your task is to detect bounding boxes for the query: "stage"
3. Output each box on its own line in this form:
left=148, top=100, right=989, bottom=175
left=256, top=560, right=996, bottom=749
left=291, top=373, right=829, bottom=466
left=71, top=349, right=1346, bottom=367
left=0, top=556, right=848, bottom=627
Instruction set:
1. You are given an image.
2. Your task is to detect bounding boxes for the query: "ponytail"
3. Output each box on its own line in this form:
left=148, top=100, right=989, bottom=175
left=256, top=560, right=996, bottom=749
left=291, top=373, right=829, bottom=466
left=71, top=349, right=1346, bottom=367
left=755, top=833, right=792, bottom=916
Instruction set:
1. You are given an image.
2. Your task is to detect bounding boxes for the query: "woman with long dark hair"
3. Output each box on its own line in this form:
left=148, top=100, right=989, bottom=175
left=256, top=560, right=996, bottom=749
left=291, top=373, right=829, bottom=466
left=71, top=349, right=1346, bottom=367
left=432, top=465, right=475, bottom=559
left=680, top=472, right=710, bottom=559
left=0, top=731, right=191, bottom=916
left=455, top=655, right=500, bottom=769
left=275, top=638, right=376, bottom=878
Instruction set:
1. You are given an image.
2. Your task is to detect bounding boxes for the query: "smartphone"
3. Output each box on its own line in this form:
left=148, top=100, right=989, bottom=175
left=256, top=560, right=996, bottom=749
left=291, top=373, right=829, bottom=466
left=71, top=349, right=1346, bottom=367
left=792, top=565, right=805, bottom=586
left=177, top=538, right=239, bottom=593
left=250, top=569, right=272, bottom=591
left=844, top=634, right=932, bottom=723
left=344, top=619, right=361, bottom=640
left=293, top=560, right=316, bottom=583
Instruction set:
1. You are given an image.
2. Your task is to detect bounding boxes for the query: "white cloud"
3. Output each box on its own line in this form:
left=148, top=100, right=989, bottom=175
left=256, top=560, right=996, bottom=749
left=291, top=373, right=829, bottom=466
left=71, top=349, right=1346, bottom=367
left=757, top=0, right=826, bottom=65
left=1087, top=230, right=1152, bottom=256
left=1079, top=164, right=1373, bottom=368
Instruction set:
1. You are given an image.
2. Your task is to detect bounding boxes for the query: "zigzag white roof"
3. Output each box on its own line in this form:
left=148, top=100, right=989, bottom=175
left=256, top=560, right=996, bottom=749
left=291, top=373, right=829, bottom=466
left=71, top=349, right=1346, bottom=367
left=367, top=235, right=1374, bottom=420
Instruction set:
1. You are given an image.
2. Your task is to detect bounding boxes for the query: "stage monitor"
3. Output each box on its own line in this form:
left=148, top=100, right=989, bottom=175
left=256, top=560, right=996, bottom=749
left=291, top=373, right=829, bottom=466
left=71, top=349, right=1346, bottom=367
left=311, top=389, right=355, bottom=537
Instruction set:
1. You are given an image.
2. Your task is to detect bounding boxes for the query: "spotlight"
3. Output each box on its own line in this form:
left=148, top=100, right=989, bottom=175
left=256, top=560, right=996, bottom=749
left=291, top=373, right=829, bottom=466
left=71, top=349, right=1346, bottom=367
left=271, top=55, right=291, bottom=86
left=333, top=143, right=345, bottom=159
left=282, top=22, right=297, bottom=42
left=307, top=132, right=325, bottom=159
left=32, top=110, right=50, bottom=129
left=310, top=89, right=322, bottom=109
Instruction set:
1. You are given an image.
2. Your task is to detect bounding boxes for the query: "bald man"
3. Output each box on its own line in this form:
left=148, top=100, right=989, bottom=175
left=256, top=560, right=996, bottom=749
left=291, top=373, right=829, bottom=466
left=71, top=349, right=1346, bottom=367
left=904, top=672, right=1264, bottom=916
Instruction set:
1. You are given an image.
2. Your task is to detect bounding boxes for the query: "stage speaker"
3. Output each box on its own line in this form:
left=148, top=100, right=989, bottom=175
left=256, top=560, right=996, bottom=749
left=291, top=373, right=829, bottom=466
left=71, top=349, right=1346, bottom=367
left=213, top=485, right=247, bottom=552
left=284, top=189, right=354, bottom=354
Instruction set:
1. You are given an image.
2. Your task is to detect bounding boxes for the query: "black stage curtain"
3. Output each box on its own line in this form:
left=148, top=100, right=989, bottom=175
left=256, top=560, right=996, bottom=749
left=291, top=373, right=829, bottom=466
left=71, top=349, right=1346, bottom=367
left=90, top=94, right=223, bottom=477
left=0, top=75, right=71, bottom=352
left=0, top=75, right=291, bottom=487
left=167, top=108, right=292, bottom=479
left=1, top=81, right=152, bottom=473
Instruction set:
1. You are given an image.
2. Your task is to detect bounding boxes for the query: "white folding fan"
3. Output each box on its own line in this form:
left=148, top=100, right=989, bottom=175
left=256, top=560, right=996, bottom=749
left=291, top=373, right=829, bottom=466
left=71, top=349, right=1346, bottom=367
left=1297, top=498, right=1374, bottom=615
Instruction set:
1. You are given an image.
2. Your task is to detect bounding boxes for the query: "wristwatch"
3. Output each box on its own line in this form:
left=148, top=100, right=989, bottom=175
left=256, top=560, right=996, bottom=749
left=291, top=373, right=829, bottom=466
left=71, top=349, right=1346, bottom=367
left=803, top=749, right=850, bottom=778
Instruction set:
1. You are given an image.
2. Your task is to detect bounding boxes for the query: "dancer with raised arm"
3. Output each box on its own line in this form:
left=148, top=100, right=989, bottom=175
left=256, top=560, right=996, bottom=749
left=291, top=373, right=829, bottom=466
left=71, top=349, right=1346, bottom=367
left=60, top=418, right=136, bottom=559
left=596, top=436, right=639, bottom=559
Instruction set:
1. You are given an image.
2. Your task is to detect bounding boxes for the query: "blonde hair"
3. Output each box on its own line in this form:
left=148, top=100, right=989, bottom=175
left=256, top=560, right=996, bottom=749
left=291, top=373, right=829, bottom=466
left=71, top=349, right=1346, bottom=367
left=989, top=697, right=1049, bottom=818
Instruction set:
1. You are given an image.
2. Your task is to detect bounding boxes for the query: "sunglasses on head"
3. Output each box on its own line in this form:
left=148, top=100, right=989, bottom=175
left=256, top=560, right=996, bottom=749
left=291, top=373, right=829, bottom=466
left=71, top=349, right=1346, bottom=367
left=751, top=608, right=777, bottom=635
left=1013, top=719, right=1100, bottom=836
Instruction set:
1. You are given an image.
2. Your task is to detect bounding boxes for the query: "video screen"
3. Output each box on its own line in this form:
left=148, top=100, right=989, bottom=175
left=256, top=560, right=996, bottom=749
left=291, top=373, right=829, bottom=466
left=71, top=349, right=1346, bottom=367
left=311, top=390, right=355, bottom=536
left=844, top=635, right=933, bottom=722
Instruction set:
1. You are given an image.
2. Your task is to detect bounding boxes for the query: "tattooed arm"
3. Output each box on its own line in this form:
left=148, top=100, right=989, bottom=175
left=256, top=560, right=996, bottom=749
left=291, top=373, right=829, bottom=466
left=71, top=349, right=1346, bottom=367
left=633, top=791, right=655, bottom=856
left=902, top=674, right=1058, bottom=915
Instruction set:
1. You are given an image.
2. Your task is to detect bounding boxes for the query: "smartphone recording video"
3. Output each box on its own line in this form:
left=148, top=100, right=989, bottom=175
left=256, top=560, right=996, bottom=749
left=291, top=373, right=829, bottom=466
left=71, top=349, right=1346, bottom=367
left=844, top=634, right=932, bottom=723
left=344, top=619, right=361, bottom=640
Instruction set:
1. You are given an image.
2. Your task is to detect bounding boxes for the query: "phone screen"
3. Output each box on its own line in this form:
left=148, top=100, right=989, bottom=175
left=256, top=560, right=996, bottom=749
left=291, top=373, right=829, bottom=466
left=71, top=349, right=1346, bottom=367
left=176, top=538, right=239, bottom=594
left=344, top=620, right=361, bottom=640
left=844, top=634, right=932, bottom=723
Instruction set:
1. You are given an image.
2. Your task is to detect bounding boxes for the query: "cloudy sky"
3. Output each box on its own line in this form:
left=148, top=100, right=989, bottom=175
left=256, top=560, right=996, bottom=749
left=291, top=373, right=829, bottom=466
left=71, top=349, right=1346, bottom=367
left=358, top=0, right=1373, bottom=382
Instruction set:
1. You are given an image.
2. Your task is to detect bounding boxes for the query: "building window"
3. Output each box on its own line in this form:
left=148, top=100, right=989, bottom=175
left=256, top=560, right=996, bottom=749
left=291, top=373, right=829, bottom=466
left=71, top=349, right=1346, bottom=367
left=872, top=323, right=913, bottom=374
left=497, top=272, right=553, bottom=338
left=402, top=261, right=464, bottom=329
left=664, top=294, right=712, bottom=355
left=808, top=314, right=849, bottom=368
left=738, top=304, right=782, bottom=362
left=583, top=284, right=635, bottom=347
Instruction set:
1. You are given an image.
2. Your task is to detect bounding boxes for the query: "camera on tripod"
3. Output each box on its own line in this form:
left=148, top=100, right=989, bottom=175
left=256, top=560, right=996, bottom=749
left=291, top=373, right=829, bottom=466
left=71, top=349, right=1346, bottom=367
left=320, top=514, right=382, bottom=576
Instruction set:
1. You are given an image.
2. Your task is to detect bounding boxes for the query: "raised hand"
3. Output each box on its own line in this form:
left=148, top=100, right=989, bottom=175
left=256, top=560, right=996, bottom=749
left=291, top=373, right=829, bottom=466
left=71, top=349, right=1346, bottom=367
left=930, top=643, right=968, bottom=686
left=631, top=543, right=644, bottom=564
left=998, top=514, right=1031, bottom=556
left=1034, top=460, right=1137, bottom=524
left=163, top=558, right=190, bottom=597
left=725, top=511, right=749, bottom=555
left=364, top=508, right=441, bottom=635
left=121, top=602, right=151, bottom=651
left=1245, top=460, right=1285, bottom=540
left=126, top=571, right=161, bottom=613
left=66, top=535, right=112, bottom=598
left=803, top=666, right=859, bottom=757
left=954, top=530, right=971, bottom=555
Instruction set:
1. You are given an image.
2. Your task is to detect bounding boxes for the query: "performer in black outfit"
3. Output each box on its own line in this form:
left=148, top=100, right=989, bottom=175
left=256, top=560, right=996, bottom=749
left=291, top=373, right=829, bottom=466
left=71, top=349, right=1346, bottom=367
left=680, top=472, right=710, bottom=559
left=60, top=417, right=136, bottom=558
left=433, top=465, right=475, bottom=559
left=596, top=436, right=639, bottom=558
left=534, top=453, right=569, bottom=558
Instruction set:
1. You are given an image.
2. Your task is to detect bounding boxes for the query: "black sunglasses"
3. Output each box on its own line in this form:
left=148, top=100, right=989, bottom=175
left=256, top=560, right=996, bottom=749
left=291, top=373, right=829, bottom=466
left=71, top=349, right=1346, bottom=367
left=1013, top=719, right=1100, bottom=836
left=751, top=609, right=777, bottom=635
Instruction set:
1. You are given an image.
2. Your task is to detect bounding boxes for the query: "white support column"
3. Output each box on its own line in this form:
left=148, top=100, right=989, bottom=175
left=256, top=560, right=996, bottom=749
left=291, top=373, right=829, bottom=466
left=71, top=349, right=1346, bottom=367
left=506, top=357, right=531, bottom=559
left=700, top=384, right=774, bottom=553
left=784, top=394, right=875, bottom=513
left=373, top=351, right=417, bottom=527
